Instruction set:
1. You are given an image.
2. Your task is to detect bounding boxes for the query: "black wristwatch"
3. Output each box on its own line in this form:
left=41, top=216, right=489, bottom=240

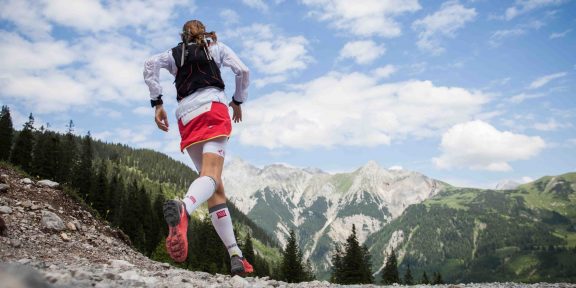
left=232, top=98, right=242, bottom=105
left=151, top=95, right=163, bottom=107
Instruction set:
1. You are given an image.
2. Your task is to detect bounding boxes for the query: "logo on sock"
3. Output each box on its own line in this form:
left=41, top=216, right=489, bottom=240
left=216, top=210, right=227, bottom=219
left=187, top=195, right=197, bottom=204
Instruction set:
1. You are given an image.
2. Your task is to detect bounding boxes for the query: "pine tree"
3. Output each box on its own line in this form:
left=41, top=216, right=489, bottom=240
left=381, top=249, right=400, bottom=284
left=139, top=186, right=158, bottom=256
left=330, top=244, right=343, bottom=283
left=31, top=128, right=61, bottom=180
left=45, top=132, right=62, bottom=179
left=91, top=161, right=109, bottom=217
left=31, top=126, right=47, bottom=177
left=403, top=264, right=414, bottom=285
left=187, top=214, right=230, bottom=273
left=153, top=191, right=167, bottom=237
left=58, top=120, right=77, bottom=183
left=338, top=224, right=372, bottom=284
left=121, top=180, right=145, bottom=251
left=0, top=106, right=14, bottom=161
left=73, top=132, right=94, bottom=201
left=254, top=255, right=272, bottom=277
left=360, top=245, right=373, bottom=283
left=280, top=229, right=306, bottom=283
left=303, top=259, right=316, bottom=281
left=243, top=232, right=255, bottom=266
left=10, top=113, right=35, bottom=171
left=432, top=271, right=444, bottom=284
left=421, top=271, right=430, bottom=284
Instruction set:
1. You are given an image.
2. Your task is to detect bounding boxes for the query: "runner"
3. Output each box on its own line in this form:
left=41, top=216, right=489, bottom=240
left=143, top=19, right=252, bottom=275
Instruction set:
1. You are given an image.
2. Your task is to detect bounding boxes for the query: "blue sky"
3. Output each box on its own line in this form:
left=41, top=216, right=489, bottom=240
left=0, top=0, right=575, bottom=188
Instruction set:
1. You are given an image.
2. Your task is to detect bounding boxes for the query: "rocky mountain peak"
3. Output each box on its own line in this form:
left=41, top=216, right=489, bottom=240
left=495, top=179, right=521, bottom=190
left=358, top=160, right=381, bottom=173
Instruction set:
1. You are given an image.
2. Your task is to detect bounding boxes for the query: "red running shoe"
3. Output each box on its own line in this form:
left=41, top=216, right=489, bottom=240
left=163, top=200, right=189, bottom=263
left=231, top=255, right=254, bottom=275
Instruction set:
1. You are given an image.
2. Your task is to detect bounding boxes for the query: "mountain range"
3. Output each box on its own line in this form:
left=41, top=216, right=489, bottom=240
left=222, top=158, right=576, bottom=282
left=222, top=158, right=444, bottom=279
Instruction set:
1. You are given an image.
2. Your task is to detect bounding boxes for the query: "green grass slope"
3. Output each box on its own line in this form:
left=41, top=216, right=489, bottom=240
left=366, top=172, right=576, bottom=283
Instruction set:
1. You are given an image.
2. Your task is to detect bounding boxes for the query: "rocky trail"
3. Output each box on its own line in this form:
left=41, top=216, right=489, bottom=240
left=0, top=166, right=574, bottom=288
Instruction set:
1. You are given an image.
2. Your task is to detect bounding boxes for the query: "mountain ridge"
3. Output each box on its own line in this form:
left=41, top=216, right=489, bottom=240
left=222, top=157, right=445, bottom=279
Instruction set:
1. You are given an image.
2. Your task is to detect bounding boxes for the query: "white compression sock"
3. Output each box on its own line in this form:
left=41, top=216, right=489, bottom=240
left=182, top=176, right=217, bottom=215
left=209, top=203, right=243, bottom=258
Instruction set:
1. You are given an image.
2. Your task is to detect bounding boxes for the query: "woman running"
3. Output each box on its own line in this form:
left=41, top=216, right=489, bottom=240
left=143, top=19, right=252, bottom=275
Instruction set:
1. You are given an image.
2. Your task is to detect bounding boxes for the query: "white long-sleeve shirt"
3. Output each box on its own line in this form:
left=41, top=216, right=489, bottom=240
left=143, top=41, right=249, bottom=119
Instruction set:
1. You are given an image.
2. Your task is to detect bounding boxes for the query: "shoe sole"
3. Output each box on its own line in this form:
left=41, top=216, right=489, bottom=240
left=163, top=200, right=187, bottom=263
left=163, top=200, right=181, bottom=227
left=231, top=268, right=245, bottom=276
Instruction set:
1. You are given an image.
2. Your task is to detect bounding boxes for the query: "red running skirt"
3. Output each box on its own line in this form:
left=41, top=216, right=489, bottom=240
left=178, top=102, right=231, bottom=152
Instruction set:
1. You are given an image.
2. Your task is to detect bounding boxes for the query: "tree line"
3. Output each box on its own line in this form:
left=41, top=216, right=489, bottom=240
left=329, top=223, right=444, bottom=285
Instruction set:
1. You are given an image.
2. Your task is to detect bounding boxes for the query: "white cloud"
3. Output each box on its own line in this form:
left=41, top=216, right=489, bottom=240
left=236, top=72, right=488, bottom=149
left=389, top=165, right=403, bottom=170
left=40, top=0, right=189, bottom=33
left=133, top=106, right=152, bottom=116
left=242, top=0, right=269, bottom=11
left=0, top=32, right=76, bottom=73
left=1, top=72, right=91, bottom=113
left=504, top=0, right=567, bottom=20
left=528, top=72, right=567, bottom=89
left=433, top=120, right=546, bottom=171
left=0, top=31, right=153, bottom=113
left=521, top=176, right=534, bottom=183
left=489, top=20, right=544, bottom=47
left=0, top=0, right=52, bottom=39
left=372, top=65, right=397, bottom=79
left=220, top=9, right=240, bottom=25
left=226, top=24, right=313, bottom=82
left=507, top=93, right=545, bottom=104
left=301, top=0, right=421, bottom=37
left=0, top=0, right=191, bottom=115
left=549, top=29, right=571, bottom=39
left=338, top=40, right=386, bottom=65
left=72, top=35, right=151, bottom=103
left=533, top=118, right=571, bottom=131
left=253, top=75, right=288, bottom=88
left=489, top=28, right=526, bottom=47
left=412, top=1, right=477, bottom=54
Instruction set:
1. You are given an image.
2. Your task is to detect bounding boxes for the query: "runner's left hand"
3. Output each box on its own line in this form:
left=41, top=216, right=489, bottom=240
left=229, top=101, right=242, bottom=123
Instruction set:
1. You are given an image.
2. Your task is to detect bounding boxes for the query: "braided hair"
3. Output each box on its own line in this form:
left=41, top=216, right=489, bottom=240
left=180, top=20, right=218, bottom=65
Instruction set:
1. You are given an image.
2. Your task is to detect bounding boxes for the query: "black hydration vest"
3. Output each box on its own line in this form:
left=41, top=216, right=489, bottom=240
left=172, top=43, right=225, bottom=101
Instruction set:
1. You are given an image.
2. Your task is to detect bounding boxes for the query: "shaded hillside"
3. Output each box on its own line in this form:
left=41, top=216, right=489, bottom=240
left=366, top=173, right=576, bottom=283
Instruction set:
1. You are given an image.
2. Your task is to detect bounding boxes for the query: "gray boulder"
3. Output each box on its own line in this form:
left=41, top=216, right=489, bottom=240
left=41, top=210, right=65, bottom=231
left=37, top=180, right=60, bottom=189
left=0, top=183, right=9, bottom=193
left=0, top=206, right=13, bottom=214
